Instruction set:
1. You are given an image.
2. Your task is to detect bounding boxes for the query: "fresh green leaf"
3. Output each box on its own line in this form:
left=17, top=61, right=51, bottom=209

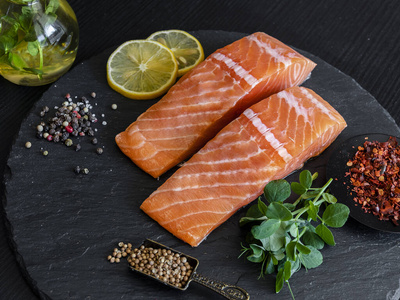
left=239, top=215, right=267, bottom=227
left=295, top=242, right=311, bottom=254
left=272, top=249, right=285, bottom=261
left=291, top=182, right=307, bottom=195
left=275, top=268, right=284, bottom=293
left=23, top=67, right=43, bottom=75
left=301, top=190, right=321, bottom=200
left=322, top=203, right=350, bottom=228
left=307, top=201, right=318, bottom=221
left=44, top=13, right=57, bottom=27
left=284, top=260, right=292, bottom=281
left=27, top=41, right=38, bottom=56
left=291, top=257, right=301, bottom=273
left=19, top=14, right=32, bottom=32
left=264, top=179, right=291, bottom=203
left=315, top=223, right=335, bottom=246
left=258, top=198, right=268, bottom=215
left=247, top=244, right=265, bottom=263
left=245, top=203, right=264, bottom=218
left=266, top=202, right=293, bottom=221
left=299, top=170, right=313, bottom=189
left=1, top=15, right=17, bottom=26
left=289, top=223, right=298, bottom=238
left=264, top=255, right=275, bottom=274
left=283, top=203, right=296, bottom=211
left=45, top=0, right=60, bottom=15
left=21, top=6, right=33, bottom=16
left=251, top=219, right=281, bottom=239
left=322, top=193, right=337, bottom=204
left=0, top=35, right=16, bottom=53
left=301, top=230, right=324, bottom=250
left=9, top=52, right=27, bottom=69
left=285, top=241, right=297, bottom=261
left=300, top=246, right=323, bottom=269
left=260, top=223, right=287, bottom=252
left=240, top=202, right=266, bottom=226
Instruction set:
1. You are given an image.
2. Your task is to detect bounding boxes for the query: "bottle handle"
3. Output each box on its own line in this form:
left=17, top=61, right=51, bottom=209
left=191, top=272, right=250, bottom=300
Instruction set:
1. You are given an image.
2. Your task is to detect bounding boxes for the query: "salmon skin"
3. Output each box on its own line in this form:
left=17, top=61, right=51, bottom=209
left=140, top=87, right=347, bottom=247
left=115, top=32, right=316, bottom=178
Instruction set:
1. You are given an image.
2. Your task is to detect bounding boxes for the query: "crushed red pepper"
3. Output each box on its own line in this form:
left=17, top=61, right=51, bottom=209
left=346, top=136, right=400, bottom=225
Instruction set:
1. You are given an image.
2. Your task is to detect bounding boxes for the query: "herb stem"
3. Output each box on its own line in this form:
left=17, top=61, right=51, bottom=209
left=292, top=206, right=308, bottom=220
left=286, top=280, right=296, bottom=300
left=38, top=42, right=43, bottom=79
left=312, top=178, right=333, bottom=204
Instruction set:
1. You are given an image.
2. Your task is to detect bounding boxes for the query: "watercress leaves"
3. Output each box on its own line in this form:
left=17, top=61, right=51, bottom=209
left=266, top=202, right=292, bottom=221
left=264, top=179, right=291, bottom=203
left=322, top=203, right=350, bottom=228
left=251, top=219, right=280, bottom=239
left=239, top=170, right=350, bottom=298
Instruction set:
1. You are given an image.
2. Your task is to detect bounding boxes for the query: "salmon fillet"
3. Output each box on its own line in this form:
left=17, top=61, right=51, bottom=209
left=140, top=87, right=347, bottom=247
left=115, top=32, right=316, bottom=178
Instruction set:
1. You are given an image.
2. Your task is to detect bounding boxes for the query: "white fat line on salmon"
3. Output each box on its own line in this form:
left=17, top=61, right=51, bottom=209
left=211, top=52, right=260, bottom=88
left=247, top=35, right=292, bottom=68
left=299, top=87, right=338, bottom=120
left=159, top=209, right=231, bottom=227
left=172, top=167, right=258, bottom=179
left=134, top=146, right=188, bottom=162
left=145, top=133, right=200, bottom=142
left=146, top=195, right=246, bottom=214
left=138, top=109, right=225, bottom=122
left=137, top=122, right=210, bottom=132
left=162, top=85, right=240, bottom=104
left=185, top=148, right=264, bottom=166
left=151, top=179, right=266, bottom=195
left=243, top=109, right=292, bottom=163
left=277, top=90, right=310, bottom=122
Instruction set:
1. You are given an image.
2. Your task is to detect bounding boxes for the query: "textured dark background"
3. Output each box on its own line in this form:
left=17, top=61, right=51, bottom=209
left=2, top=0, right=400, bottom=299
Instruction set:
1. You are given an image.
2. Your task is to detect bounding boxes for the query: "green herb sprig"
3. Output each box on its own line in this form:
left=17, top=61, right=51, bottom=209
left=0, top=0, right=60, bottom=79
left=239, top=170, right=350, bottom=299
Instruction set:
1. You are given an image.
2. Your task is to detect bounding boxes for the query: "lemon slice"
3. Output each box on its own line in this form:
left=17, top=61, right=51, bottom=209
left=147, top=30, right=204, bottom=77
left=107, top=40, right=178, bottom=100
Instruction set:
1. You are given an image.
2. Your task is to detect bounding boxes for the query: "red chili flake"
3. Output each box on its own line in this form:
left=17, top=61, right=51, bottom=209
left=73, top=111, right=81, bottom=119
left=65, top=125, right=73, bottom=133
left=347, top=136, right=400, bottom=226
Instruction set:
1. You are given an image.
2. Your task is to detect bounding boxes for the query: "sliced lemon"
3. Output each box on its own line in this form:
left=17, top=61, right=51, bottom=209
left=147, top=30, right=204, bottom=77
left=107, top=40, right=178, bottom=100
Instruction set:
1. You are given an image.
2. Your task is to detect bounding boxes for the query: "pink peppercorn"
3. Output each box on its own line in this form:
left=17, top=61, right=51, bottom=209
left=46, top=135, right=53, bottom=141
left=65, top=126, right=73, bottom=133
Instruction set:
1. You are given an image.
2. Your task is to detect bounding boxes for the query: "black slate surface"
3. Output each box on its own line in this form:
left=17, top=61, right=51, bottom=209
left=4, top=31, right=400, bottom=300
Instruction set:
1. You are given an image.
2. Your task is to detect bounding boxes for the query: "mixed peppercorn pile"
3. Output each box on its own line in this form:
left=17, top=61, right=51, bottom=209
left=346, top=136, right=400, bottom=225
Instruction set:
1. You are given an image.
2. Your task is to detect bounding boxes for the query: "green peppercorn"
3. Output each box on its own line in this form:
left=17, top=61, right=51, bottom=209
left=65, top=139, right=73, bottom=147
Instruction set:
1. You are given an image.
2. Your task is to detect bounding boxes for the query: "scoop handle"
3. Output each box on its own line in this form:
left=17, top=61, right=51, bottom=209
left=191, top=272, right=250, bottom=300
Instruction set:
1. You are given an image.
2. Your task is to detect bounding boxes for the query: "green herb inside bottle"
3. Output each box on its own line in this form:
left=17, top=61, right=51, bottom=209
left=0, top=0, right=79, bottom=86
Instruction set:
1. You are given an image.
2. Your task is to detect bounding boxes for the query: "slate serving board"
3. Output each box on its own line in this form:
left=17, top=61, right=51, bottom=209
left=4, top=31, right=400, bottom=300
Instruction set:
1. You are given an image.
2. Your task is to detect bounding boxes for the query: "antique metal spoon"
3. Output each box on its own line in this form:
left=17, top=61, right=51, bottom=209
left=129, top=239, right=250, bottom=300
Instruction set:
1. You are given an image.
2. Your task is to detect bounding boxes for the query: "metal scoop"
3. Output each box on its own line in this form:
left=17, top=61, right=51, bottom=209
left=129, top=239, right=250, bottom=300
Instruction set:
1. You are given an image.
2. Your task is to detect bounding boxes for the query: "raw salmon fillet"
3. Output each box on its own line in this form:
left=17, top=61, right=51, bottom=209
left=140, top=86, right=347, bottom=247
left=116, top=32, right=316, bottom=178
